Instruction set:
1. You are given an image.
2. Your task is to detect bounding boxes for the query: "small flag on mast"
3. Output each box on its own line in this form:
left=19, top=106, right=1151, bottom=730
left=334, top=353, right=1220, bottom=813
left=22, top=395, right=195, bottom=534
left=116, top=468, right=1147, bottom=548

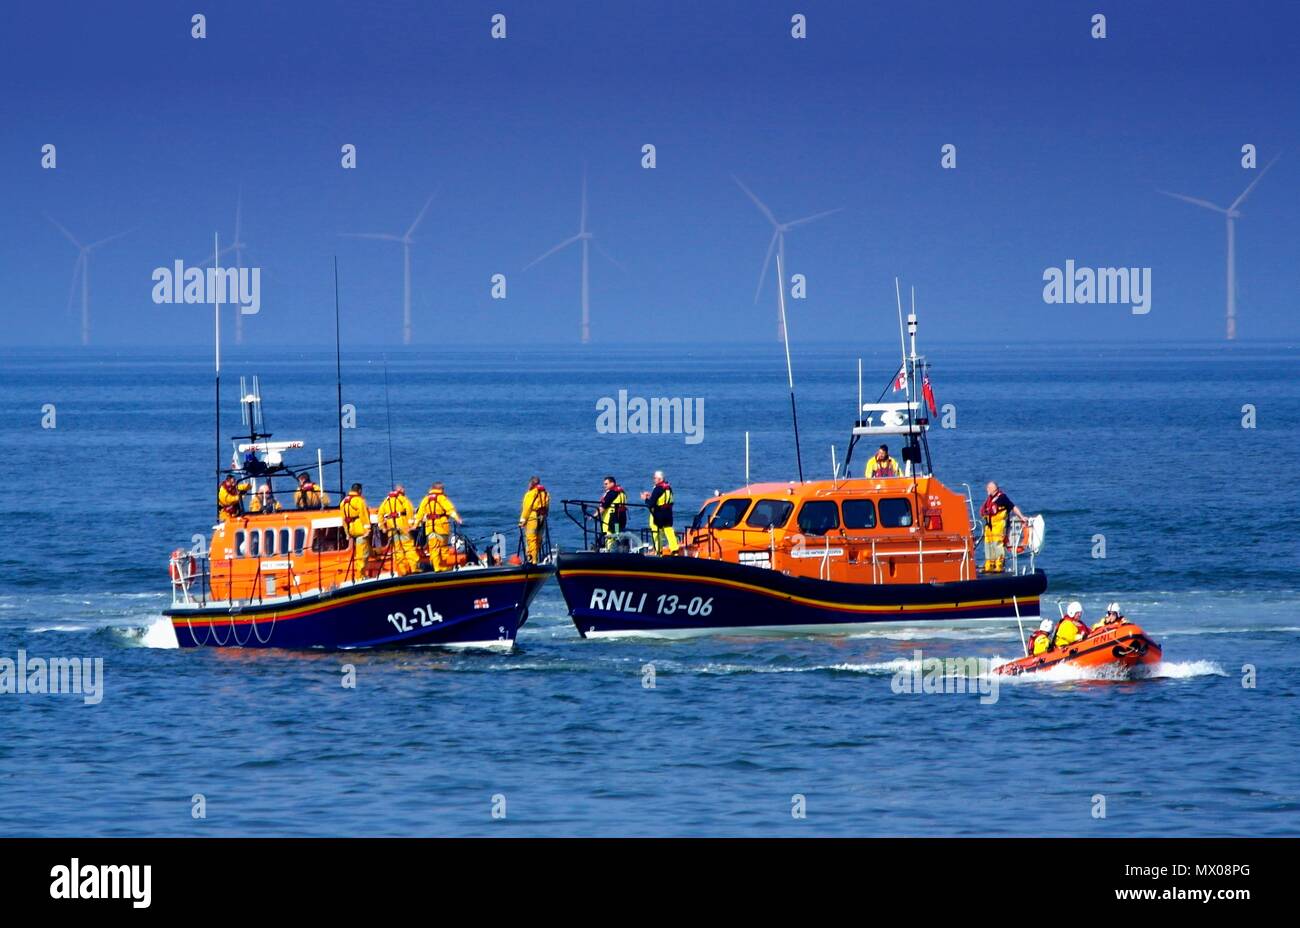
left=922, top=374, right=937, bottom=416
left=892, top=365, right=908, bottom=392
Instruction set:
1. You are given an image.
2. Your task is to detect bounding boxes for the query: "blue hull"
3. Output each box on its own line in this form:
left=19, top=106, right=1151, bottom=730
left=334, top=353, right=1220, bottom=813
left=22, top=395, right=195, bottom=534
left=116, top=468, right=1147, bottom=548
left=556, top=552, right=1047, bottom=638
left=165, top=565, right=552, bottom=650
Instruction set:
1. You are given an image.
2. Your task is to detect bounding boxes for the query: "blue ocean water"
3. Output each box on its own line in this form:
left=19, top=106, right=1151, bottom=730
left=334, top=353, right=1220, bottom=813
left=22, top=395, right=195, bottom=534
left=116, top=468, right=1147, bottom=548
left=0, top=340, right=1297, bottom=836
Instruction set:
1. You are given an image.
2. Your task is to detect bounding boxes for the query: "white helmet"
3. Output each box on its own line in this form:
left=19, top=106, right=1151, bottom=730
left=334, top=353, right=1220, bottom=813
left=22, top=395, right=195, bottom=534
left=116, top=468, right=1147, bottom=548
left=1106, top=602, right=1121, bottom=614
left=1039, top=619, right=1053, bottom=632
left=1066, top=601, right=1084, bottom=617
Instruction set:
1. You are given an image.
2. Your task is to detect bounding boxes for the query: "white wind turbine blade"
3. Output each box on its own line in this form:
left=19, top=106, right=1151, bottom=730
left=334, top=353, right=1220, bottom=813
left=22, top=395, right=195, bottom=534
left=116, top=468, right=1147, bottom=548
left=193, top=243, right=239, bottom=267
left=47, top=215, right=83, bottom=250
left=523, top=233, right=583, bottom=270
left=592, top=238, right=623, bottom=271
left=340, top=232, right=404, bottom=242
left=1230, top=153, right=1281, bottom=211
left=785, top=207, right=843, bottom=229
left=86, top=229, right=131, bottom=251
left=733, top=175, right=779, bottom=227
left=406, top=192, right=438, bottom=240
left=1158, top=190, right=1227, bottom=213
left=753, top=231, right=779, bottom=304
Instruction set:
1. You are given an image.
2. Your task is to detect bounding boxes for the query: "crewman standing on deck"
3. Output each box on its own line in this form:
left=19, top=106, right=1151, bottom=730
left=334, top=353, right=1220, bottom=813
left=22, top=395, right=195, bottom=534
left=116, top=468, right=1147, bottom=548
left=218, top=475, right=250, bottom=521
left=378, top=483, right=419, bottom=576
left=294, top=472, right=330, bottom=510
left=596, top=476, right=627, bottom=550
left=979, top=481, right=1031, bottom=574
left=518, top=476, right=550, bottom=564
left=866, top=444, right=901, bottom=478
left=340, top=483, right=372, bottom=579
left=415, top=482, right=462, bottom=571
left=641, top=470, right=679, bottom=554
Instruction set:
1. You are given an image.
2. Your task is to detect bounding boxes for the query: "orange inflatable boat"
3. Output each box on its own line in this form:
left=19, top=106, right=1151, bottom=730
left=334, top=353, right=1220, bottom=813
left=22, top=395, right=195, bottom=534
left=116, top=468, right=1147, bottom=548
left=996, top=615, right=1162, bottom=676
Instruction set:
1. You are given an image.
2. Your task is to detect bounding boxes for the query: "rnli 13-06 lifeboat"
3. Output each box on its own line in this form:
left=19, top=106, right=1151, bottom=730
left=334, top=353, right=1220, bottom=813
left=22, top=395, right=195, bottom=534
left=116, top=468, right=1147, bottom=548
left=554, top=299, right=1049, bottom=638
left=995, top=608, right=1162, bottom=676
left=163, top=376, right=551, bottom=650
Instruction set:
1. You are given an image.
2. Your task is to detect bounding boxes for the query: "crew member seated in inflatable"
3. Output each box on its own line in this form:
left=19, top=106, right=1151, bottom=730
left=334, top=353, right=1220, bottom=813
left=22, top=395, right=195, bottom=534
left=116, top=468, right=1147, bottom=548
left=1028, top=618, right=1054, bottom=655
left=1093, top=602, right=1126, bottom=630
left=1054, top=601, right=1090, bottom=648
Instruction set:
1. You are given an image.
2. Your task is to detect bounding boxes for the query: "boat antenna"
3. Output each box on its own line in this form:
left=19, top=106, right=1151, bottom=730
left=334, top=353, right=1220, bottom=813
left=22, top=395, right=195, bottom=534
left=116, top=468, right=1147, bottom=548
left=334, top=256, right=344, bottom=495
left=895, top=277, right=918, bottom=474
left=214, top=232, right=222, bottom=492
left=744, top=430, right=750, bottom=491
left=382, top=353, right=395, bottom=488
left=776, top=252, right=804, bottom=483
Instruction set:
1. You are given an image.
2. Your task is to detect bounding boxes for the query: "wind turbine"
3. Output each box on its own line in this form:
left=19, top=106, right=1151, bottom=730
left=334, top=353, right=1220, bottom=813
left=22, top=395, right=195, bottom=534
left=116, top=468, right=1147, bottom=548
left=196, top=189, right=254, bottom=344
left=733, top=175, right=841, bottom=341
left=47, top=216, right=129, bottom=346
left=1160, top=154, right=1280, bottom=340
left=524, top=170, right=620, bottom=344
left=340, top=193, right=437, bottom=345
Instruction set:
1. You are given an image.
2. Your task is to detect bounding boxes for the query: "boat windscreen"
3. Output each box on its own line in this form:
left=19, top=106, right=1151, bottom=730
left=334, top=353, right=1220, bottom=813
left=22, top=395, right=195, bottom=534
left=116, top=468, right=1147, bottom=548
left=710, top=498, right=753, bottom=530
left=745, top=499, right=794, bottom=530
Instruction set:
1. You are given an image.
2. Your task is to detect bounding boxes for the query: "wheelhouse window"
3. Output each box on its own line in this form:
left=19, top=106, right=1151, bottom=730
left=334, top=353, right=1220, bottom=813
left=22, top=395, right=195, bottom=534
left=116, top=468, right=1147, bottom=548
left=234, top=531, right=247, bottom=557
left=842, top=499, right=877, bottom=529
left=310, top=526, right=347, bottom=553
left=745, top=499, right=794, bottom=530
left=797, top=500, right=840, bottom=536
left=878, top=498, right=914, bottom=528
left=263, top=530, right=276, bottom=556
left=279, top=529, right=290, bottom=556
left=710, top=498, right=753, bottom=530
left=293, top=528, right=306, bottom=555
left=691, top=500, right=721, bottom=530
left=249, top=531, right=260, bottom=557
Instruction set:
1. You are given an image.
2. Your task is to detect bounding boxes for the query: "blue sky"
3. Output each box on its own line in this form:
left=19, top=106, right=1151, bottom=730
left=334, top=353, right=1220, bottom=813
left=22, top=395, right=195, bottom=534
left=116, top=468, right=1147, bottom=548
left=2, top=0, right=1298, bottom=346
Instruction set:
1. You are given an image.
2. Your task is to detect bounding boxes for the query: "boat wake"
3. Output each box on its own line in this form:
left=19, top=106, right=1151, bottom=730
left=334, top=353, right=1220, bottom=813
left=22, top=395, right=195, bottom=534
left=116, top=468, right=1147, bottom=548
left=113, top=616, right=179, bottom=649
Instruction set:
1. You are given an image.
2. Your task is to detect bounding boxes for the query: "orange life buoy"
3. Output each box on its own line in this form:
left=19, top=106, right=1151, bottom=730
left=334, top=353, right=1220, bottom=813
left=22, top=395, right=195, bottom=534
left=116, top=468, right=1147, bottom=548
left=169, top=548, right=197, bottom=585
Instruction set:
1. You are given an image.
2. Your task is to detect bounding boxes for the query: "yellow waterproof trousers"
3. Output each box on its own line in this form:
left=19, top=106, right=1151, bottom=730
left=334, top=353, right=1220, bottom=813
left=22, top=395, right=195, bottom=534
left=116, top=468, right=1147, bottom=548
left=651, top=523, right=679, bottom=554
left=523, top=517, right=545, bottom=563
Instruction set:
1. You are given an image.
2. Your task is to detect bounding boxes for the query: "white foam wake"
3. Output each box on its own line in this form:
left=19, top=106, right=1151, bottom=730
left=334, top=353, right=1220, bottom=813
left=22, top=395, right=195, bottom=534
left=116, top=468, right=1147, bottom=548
left=114, top=616, right=179, bottom=649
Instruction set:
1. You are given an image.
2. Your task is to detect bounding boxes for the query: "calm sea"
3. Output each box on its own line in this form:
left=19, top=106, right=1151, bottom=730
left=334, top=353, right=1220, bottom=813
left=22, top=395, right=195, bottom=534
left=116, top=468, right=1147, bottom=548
left=0, top=340, right=1296, bottom=835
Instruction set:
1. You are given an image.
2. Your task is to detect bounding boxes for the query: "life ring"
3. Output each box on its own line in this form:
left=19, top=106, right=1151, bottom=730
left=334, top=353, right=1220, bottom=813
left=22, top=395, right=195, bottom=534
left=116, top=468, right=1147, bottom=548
left=169, top=548, right=197, bottom=586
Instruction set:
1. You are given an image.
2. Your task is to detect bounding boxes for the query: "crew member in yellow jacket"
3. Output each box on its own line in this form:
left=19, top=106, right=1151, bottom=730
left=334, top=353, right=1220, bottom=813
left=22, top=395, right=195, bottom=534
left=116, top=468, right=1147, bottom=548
left=865, top=444, right=901, bottom=478
left=415, top=482, right=462, bottom=571
left=339, top=482, right=372, bottom=579
left=518, top=476, right=550, bottom=564
left=218, top=476, right=251, bottom=522
left=978, top=481, right=1030, bottom=573
left=378, top=483, right=419, bottom=576
left=640, top=470, right=679, bottom=554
